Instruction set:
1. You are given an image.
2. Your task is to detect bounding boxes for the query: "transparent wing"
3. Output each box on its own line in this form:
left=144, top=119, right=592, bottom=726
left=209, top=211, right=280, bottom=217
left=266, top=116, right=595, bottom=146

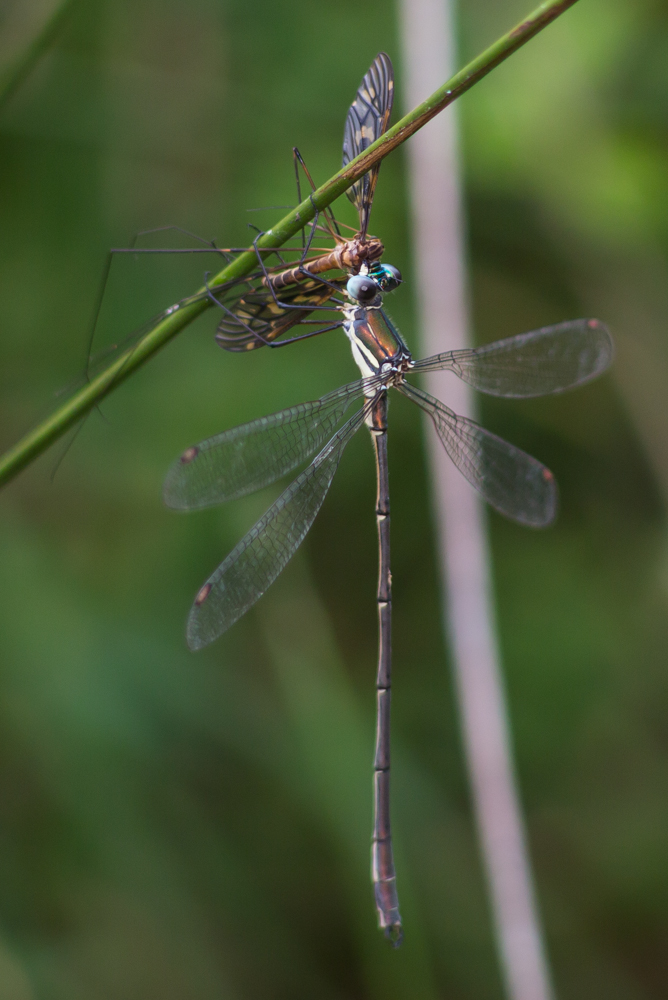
left=342, top=52, right=394, bottom=237
left=411, top=319, right=613, bottom=397
left=186, top=404, right=369, bottom=649
left=163, top=378, right=367, bottom=510
left=400, top=382, right=557, bottom=527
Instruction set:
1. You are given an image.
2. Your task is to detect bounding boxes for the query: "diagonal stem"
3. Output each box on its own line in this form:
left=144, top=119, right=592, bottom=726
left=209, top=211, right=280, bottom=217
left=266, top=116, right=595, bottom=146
left=0, top=0, right=579, bottom=490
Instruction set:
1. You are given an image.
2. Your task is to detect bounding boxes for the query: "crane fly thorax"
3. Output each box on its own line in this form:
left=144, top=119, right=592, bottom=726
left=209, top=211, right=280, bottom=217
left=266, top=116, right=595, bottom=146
left=337, top=235, right=384, bottom=273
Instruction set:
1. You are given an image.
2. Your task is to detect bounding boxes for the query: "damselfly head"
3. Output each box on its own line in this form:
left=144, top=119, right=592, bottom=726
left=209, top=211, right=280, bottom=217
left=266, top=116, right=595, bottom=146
left=370, top=262, right=402, bottom=293
left=347, top=274, right=381, bottom=304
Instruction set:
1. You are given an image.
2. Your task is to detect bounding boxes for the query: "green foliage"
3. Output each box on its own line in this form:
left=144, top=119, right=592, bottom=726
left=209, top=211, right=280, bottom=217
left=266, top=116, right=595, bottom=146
left=0, top=0, right=666, bottom=997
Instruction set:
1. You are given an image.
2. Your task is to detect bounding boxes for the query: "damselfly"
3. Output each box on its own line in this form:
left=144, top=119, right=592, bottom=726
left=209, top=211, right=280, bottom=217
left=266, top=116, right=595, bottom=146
left=164, top=270, right=613, bottom=944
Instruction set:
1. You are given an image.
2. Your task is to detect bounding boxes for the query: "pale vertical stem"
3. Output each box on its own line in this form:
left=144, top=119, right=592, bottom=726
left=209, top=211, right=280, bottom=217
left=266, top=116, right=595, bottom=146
left=369, top=392, right=403, bottom=945
left=399, top=2, right=556, bottom=998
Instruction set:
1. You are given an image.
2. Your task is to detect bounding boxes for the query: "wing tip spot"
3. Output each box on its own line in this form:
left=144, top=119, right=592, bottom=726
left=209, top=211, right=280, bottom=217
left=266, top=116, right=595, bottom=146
left=195, top=583, right=212, bottom=606
left=181, top=446, right=199, bottom=464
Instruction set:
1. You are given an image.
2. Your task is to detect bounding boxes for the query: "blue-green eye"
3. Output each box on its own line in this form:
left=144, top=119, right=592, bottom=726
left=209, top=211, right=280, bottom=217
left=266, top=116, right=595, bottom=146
left=347, top=275, right=380, bottom=303
left=371, top=263, right=402, bottom=292
left=379, top=264, right=402, bottom=291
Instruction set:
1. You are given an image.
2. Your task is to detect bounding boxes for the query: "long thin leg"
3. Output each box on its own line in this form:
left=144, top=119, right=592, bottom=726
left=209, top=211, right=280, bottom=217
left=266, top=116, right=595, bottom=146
left=293, top=147, right=341, bottom=240
left=369, top=391, right=403, bottom=946
left=84, top=227, right=240, bottom=380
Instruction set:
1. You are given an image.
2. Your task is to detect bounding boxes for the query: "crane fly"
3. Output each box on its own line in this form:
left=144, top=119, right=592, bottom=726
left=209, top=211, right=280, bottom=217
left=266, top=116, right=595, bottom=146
left=211, top=52, right=399, bottom=353
left=83, top=53, right=397, bottom=381
left=164, top=265, right=614, bottom=944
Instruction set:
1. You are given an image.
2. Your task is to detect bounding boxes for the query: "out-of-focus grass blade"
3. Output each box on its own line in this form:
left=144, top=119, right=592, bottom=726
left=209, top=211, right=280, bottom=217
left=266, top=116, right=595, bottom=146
left=0, top=0, right=78, bottom=113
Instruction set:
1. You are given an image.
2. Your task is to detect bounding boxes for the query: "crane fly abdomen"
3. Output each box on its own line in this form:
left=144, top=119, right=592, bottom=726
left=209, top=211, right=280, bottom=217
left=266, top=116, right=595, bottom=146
left=266, top=236, right=384, bottom=292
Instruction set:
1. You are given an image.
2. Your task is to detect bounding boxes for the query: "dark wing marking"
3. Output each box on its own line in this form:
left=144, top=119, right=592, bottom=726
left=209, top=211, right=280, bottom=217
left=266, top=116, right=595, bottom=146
left=342, top=52, right=394, bottom=238
left=214, top=275, right=348, bottom=351
left=412, top=319, right=613, bottom=397
left=399, top=382, right=557, bottom=527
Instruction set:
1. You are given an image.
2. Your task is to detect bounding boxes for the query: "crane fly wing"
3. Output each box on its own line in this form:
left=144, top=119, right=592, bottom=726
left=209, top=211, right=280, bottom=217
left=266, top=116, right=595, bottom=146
left=214, top=275, right=347, bottom=351
left=400, top=382, right=557, bottom=527
left=412, top=319, right=613, bottom=397
left=163, top=379, right=367, bottom=510
left=186, top=404, right=369, bottom=649
left=342, top=52, right=394, bottom=238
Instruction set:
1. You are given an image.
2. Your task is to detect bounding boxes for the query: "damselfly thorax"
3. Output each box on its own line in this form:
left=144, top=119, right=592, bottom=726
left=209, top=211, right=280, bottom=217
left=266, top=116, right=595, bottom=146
left=342, top=272, right=412, bottom=385
left=343, top=304, right=411, bottom=382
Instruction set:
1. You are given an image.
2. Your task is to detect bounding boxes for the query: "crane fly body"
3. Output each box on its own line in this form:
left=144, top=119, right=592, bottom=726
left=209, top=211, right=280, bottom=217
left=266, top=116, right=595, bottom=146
left=212, top=53, right=399, bottom=353
left=81, top=53, right=396, bottom=383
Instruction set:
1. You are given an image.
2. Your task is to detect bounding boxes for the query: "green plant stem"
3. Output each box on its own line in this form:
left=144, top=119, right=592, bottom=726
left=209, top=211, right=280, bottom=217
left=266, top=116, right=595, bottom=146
left=0, top=0, right=579, bottom=489
left=0, top=0, right=79, bottom=112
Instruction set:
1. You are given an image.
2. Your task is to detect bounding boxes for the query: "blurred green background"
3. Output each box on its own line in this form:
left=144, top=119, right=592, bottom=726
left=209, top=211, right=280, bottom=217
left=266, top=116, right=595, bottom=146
left=1, top=0, right=667, bottom=996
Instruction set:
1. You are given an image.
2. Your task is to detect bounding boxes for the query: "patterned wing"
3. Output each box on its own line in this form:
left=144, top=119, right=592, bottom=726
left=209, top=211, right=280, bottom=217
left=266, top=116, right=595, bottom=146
left=214, top=275, right=348, bottom=351
left=342, top=52, right=394, bottom=238
left=399, top=382, right=557, bottom=527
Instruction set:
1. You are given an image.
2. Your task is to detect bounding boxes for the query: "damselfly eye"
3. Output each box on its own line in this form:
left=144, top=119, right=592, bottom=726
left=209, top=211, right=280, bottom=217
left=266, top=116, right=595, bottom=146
left=377, top=264, right=402, bottom=292
left=347, top=275, right=380, bottom=304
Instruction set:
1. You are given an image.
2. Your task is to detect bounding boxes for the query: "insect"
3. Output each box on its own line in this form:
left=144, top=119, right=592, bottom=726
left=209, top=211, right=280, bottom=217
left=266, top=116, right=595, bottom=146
left=164, top=266, right=614, bottom=943
left=81, top=53, right=396, bottom=380
left=211, top=52, right=399, bottom=352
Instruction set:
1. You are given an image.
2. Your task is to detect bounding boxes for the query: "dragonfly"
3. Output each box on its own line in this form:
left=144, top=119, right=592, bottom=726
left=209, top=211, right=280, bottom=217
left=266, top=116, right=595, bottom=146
left=163, top=267, right=614, bottom=944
